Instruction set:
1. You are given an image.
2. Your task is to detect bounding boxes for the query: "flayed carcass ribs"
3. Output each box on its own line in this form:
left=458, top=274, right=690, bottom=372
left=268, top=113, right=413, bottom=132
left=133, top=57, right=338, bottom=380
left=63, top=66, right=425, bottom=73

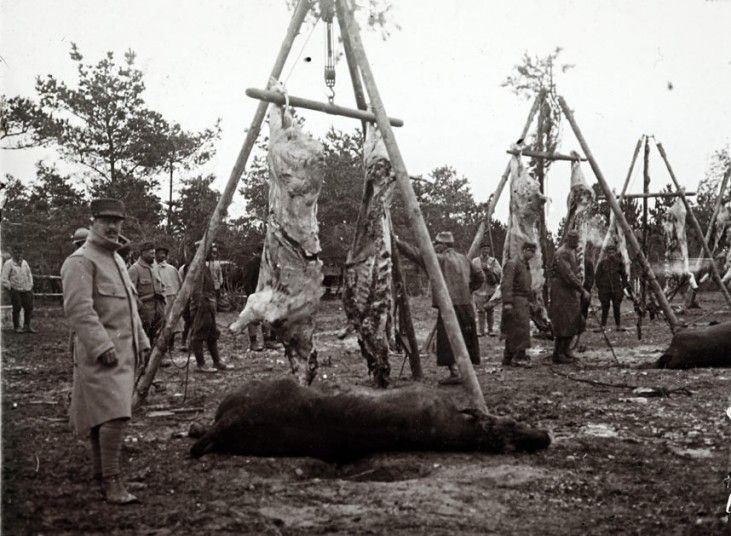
left=565, top=157, right=595, bottom=282
left=190, top=378, right=551, bottom=462
left=342, top=123, right=396, bottom=387
left=662, top=198, right=697, bottom=297
left=491, top=151, right=551, bottom=331
left=229, top=104, right=325, bottom=385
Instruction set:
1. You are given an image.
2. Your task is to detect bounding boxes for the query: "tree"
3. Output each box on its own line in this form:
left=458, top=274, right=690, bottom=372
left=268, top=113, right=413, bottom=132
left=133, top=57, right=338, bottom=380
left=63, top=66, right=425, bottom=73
left=0, top=96, right=63, bottom=149
left=34, top=44, right=219, bottom=227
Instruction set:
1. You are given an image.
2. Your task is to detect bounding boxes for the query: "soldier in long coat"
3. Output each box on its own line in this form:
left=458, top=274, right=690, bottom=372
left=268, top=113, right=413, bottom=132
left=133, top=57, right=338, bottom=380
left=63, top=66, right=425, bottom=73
left=61, top=198, right=149, bottom=504
left=501, top=242, right=537, bottom=366
left=396, top=231, right=484, bottom=383
left=472, top=241, right=502, bottom=336
left=549, top=230, right=590, bottom=363
left=594, top=244, right=629, bottom=330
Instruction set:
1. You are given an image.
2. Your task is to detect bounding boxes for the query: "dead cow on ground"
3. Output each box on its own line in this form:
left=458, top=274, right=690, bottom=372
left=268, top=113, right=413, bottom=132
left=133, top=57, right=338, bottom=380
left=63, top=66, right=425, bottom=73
left=190, top=379, right=551, bottom=462
left=655, top=320, right=731, bottom=369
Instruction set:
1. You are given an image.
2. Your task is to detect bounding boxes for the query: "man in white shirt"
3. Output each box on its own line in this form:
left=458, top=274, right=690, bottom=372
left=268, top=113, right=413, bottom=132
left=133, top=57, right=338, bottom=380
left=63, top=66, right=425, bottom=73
left=1, top=245, right=35, bottom=333
left=154, top=246, right=183, bottom=348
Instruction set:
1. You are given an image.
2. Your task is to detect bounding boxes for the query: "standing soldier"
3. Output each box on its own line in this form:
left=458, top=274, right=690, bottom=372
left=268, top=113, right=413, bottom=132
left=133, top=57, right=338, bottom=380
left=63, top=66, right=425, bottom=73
left=209, top=244, right=224, bottom=302
left=128, top=242, right=166, bottom=347
left=187, top=240, right=230, bottom=372
left=501, top=242, right=537, bottom=366
left=154, top=246, right=183, bottom=348
left=61, top=198, right=149, bottom=504
left=396, top=231, right=484, bottom=383
left=471, top=241, right=502, bottom=337
left=595, top=243, right=629, bottom=331
left=549, top=230, right=591, bottom=364
left=1, top=245, right=36, bottom=333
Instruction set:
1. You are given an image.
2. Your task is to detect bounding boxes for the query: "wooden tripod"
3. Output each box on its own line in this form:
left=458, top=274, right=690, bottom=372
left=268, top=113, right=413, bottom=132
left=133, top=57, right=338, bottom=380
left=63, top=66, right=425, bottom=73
left=136, top=0, right=484, bottom=411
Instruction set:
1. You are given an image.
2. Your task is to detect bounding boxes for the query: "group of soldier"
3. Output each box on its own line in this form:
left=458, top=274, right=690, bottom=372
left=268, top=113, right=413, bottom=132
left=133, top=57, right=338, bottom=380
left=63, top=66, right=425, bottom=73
left=399, top=227, right=630, bottom=382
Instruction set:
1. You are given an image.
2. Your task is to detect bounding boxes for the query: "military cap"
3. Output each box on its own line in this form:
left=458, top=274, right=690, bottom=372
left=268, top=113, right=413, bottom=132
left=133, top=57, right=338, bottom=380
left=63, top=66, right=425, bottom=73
left=522, top=241, right=538, bottom=251
left=90, top=198, right=125, bottom=219
left=72, top=227, right=89, bottom=243
left=139, top=241, right=155, bottom=252
left=435, top=231, right=455, bottom=245
left=566, top=229, right=580, bottom=240
left=480, top=240, right=492, bottom=249
left=155, top=245, right=170, bottom=254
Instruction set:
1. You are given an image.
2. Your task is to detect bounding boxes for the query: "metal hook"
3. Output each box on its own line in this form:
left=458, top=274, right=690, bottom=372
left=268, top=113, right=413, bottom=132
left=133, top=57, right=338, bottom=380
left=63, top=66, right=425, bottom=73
left=327, top=86, right=335, bottom=104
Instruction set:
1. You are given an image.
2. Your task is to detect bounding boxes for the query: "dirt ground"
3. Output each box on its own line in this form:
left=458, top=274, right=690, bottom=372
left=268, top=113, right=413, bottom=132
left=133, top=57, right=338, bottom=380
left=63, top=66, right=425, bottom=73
left=2, top=292, right=730, bottom=535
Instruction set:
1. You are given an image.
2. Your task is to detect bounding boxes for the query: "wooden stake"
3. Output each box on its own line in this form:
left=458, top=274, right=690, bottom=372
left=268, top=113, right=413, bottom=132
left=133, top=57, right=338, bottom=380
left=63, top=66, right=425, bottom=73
left=338, top=0, right=487, bottom=413
left=134, top=0, right=313, bottom=408
left=703, top=165, right=731, bottom=253
left=335, top=0, right=367, bottom=134
left=466, top=91, right=543, bottom=260
left=597, top=191, right=696, bottom=200
left=557, top=96, right=680, bottom=331
left=641, top=137, right=650, bottom=308
left=505, top=148, right=586, bottom=161
left=655, top=142, right=731, bottom=306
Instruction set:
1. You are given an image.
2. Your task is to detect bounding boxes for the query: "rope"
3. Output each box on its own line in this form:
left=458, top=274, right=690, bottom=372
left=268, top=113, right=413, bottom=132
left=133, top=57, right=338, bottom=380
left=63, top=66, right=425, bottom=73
left=283, top=15, right=319, bottom=86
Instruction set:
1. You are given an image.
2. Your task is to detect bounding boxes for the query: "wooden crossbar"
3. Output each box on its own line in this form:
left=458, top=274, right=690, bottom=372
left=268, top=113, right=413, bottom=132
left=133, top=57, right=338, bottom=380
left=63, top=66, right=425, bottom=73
left=506, top=148, right=587, bottom=161
left=245, top=88, right=404, bottom=127
left=598, top=191, right=696, bottom=199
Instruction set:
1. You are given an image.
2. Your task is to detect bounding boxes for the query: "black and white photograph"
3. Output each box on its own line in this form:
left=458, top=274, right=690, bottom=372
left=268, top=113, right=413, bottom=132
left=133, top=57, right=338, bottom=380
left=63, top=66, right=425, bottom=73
left=1, top=0, right=730, bottom=533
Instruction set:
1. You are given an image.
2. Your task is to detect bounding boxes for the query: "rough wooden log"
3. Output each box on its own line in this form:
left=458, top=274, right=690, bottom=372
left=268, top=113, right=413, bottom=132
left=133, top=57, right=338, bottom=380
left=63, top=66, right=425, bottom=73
left=339, top=0, right=487, bottom=414
left=505, top=148, right=586, bottom=161
left=245, top=88, right=404, bottom=127
left=557, top=96, right=680, bottom=331
left=655, top=142, right=731, bottom=306
left=597, top=191, right=697, bottom=200
left=133, top=0, right=313, bottom=408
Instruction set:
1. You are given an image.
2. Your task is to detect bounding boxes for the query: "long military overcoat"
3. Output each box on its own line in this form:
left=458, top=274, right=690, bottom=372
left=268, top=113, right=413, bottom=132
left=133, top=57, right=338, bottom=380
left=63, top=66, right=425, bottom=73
left=549, top=245, right=585, bottom=337
left=61, top=230, right=150, bottom=435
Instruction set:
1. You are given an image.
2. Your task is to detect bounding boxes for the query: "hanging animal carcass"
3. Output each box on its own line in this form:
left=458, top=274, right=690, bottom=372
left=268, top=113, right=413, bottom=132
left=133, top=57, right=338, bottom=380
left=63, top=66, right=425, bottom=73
left=491, top=150, right=551, bottom=332
left=661, top=198, right=698, bottom=299
left=564, top=155, right=595, bottom=282
left=229, top=103, right=325, bottom=385
left=342, top=123, right=396, bottom=387
left=190, top=378, right=551, bottom=462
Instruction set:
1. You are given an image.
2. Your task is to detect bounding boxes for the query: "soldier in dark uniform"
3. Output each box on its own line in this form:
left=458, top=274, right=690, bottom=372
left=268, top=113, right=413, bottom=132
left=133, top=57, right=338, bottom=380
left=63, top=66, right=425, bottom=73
left=595, top=243, right=629, bottom=330
left=549, top=230, right=591, bottom=364
left=501, top=241, right=537, bottom=366
left=396, top=231, right=484, bottom=383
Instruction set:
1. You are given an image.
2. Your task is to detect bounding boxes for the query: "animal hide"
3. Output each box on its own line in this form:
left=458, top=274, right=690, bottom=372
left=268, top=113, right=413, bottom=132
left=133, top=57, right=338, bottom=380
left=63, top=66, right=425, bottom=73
left=229, top=104, right=324, bottom=385
left=190, top=378, right=551, bottom=462
left=342, top=123, right=396, bottom=387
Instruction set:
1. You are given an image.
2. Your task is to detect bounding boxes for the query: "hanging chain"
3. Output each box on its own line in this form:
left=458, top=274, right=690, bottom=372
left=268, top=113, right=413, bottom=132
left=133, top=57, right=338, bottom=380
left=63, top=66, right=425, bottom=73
left=321, top=0, right=336, bottom=103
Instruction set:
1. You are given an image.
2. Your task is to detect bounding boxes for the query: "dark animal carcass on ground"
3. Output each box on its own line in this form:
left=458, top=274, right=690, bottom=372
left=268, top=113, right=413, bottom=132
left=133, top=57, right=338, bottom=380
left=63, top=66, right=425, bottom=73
left=190, top=379, right=550, bottom=462
left=655, top=320, right=731, bottom=369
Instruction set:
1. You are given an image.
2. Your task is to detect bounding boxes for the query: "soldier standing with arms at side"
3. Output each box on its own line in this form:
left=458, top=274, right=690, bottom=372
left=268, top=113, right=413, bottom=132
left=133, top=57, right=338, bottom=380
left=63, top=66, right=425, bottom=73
left=128, top=242, right=166, bottom=347
left=594, top=243, right=629, bottom=331
left=1, top=245, right=36, bottom=333
left=154, top=246, right=183, bottom=348
left=549, top=230, right=591, bottom=364
left=472, top=241, right=502, bottom=337
left=501, top=242, right=537, bottom=366
left=61, top=199, right=149, bottom=504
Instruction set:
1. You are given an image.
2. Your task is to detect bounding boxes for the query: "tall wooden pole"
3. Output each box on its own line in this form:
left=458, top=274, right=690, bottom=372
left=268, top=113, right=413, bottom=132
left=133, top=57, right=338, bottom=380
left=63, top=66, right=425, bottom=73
left=134, top=0, right=313, bottom=408
left=641, top=136, right=650, bottom=308
left=339, top=0, right=487, bottom=413
left=558, top=96, right=680, bottom=331
left=655, top=142, right=731, bottom=306
left=467, top=91, right=544, bottom=259
left=336, top=4, right=421, bottom=380
left=703, top=165, right=731, bottom=253
left=535, top=102, right=550, bottom=305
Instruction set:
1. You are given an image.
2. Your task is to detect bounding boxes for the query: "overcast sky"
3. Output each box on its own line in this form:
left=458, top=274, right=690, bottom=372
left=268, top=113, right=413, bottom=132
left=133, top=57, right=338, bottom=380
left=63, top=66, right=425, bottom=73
left=1, top=0, right=730, bottom=231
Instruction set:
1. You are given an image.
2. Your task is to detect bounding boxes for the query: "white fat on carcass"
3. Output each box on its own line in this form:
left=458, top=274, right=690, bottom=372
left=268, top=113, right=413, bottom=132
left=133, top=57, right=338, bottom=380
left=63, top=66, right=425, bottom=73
left=565, top=157, right=595, bottom=282
left=229, top=103, right=325, bottom=385
left=713, top=202, right=731, bottom=252
left=662, top=198, right=697, bottom=291
left=342, top=122, right=396, bottom=385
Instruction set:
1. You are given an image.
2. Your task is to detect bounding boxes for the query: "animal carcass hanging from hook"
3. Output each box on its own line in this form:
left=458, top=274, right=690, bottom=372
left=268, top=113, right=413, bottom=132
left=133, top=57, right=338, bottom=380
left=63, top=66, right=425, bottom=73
left=229, top=100, right=325, bottom=385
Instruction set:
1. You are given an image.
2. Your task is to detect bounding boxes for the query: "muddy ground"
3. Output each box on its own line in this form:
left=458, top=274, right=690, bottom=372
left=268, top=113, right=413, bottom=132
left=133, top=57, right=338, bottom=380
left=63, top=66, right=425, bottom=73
left=2, top=292, right=730, bottom=535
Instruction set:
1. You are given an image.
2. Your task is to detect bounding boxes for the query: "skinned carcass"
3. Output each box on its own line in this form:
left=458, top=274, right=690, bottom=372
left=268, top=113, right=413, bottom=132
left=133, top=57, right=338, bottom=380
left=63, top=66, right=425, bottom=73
left=713, top=202, right=731, bottom=253
left=662, top=198, right=698, bottom=298
left=565, top=156, right=595, bottom=282
left=229, top=104, right=325, bottom=385
left=190, top=378, right=551, bottom=462
left=491, top=151, right=551, bottom=332
left=655, top=320, right=731, bottom=369
left=342, top=123, right=396, bottom=387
